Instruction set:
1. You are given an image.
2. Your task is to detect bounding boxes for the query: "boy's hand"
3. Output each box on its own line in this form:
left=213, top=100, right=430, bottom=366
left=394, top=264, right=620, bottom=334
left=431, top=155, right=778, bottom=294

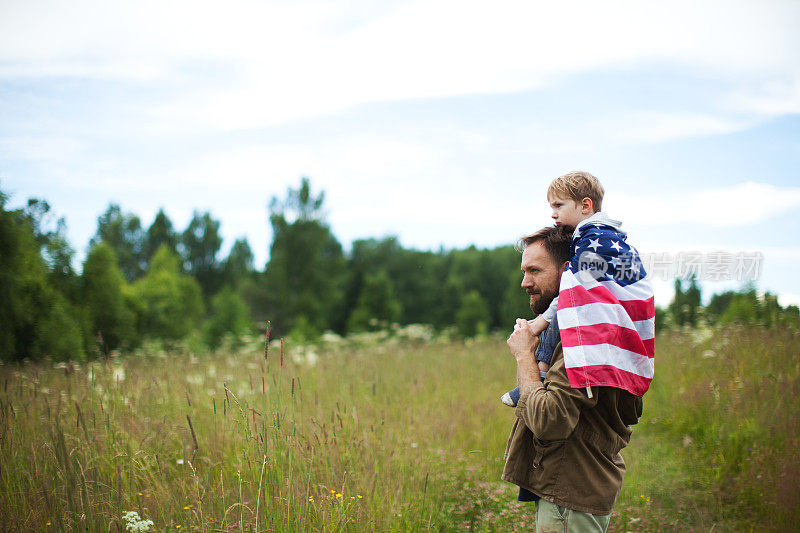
left=513, top=319, right=538, bottom=332
left=528, top=315, right=550, bottom=336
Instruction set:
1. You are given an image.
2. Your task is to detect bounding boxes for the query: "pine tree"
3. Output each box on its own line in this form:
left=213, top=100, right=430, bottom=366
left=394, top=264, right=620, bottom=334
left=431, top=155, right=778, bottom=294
left=263, top=178, right=345, bottom=335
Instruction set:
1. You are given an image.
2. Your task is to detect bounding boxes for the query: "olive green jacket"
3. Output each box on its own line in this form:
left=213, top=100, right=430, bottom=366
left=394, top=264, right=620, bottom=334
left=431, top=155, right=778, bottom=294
left=501, top=343, right=643, bottom=515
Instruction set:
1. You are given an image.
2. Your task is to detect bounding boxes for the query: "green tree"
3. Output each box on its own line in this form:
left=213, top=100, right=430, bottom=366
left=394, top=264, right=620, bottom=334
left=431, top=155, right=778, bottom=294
left=81, top=242, right=135, bottom=353
left=455, top=290, right=491, bottom=338
left=347, top=270, right=402, bottom=332
left=144, top=209, right=178, bottom=267
left=501, top=266, right=534, bottom=328
left=22, top=198, right=78, bottom=299
left=203, top=287, right=252, bottom=349
left=345, top=238, right=446, bottom=328
left=128, top=245, right=204, bottom=341
left=263, top=178, right=345, bottom=335
left=705, top=290, right=736, bottom=324
left=441, top=245, right=522, bottom=331
left=669, top=276, right=701, bottom=327
left=0, top=192, right=83, bottom=361
left=181, top=211, right=224, bottom=297
left=222, top=237, right=255, bottom=290
left=91, top=204, right=145, bottom=281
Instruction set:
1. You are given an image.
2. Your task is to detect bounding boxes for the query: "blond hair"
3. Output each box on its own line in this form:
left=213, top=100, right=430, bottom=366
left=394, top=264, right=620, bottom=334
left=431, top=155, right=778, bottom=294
left=547, top=171, right=604, bottom=213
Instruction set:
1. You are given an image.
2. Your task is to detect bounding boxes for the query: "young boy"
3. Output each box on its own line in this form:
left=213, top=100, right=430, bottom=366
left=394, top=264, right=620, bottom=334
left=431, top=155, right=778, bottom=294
left=502, top=171, right=654, bottom=406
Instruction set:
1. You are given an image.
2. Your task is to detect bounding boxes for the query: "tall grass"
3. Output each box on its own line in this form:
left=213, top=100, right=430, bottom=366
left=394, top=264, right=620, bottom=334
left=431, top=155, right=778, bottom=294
left=0, top=324, right=797, bottom=531
left=614, top=324, right=800, bottom=531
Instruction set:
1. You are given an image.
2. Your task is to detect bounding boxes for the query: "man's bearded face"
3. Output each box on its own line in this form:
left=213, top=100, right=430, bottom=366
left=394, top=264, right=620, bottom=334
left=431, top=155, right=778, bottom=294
left=520, top=242, right=563, bottom=316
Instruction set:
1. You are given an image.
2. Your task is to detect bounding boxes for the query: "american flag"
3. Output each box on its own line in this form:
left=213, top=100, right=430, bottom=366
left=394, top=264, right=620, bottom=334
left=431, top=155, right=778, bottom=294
left=555, top=218, right=655, bottom=397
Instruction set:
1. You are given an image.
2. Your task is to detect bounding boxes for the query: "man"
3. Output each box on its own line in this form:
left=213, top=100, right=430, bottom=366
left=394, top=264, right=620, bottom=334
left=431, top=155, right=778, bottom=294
left=502, top=225, right=643, bottom=532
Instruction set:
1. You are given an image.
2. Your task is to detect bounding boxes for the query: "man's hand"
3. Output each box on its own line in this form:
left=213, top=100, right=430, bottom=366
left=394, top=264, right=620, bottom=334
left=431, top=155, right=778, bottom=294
left=507, top=319, right=541, bottom=393
left=507, top=318, right=539, bottom=362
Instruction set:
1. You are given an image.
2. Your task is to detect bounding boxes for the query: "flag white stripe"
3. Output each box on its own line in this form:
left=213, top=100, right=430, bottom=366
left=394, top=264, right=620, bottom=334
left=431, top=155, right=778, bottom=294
left=563, top=343, right=655, bottom=379
left=557, top=303, right=655, bottom=340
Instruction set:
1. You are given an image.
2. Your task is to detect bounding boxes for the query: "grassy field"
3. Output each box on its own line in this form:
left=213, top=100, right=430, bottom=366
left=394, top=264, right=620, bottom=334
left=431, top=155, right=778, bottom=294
left=0, top=324, right=797, bottom=532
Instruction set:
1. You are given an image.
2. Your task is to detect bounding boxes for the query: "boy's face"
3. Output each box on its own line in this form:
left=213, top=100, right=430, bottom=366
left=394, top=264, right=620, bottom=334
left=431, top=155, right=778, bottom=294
left=549, top=194, right=592, bottom=227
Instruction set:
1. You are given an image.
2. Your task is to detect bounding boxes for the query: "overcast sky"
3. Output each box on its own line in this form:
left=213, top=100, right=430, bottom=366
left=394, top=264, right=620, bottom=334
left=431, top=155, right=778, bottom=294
left=1, top=0, right=799, bottom=306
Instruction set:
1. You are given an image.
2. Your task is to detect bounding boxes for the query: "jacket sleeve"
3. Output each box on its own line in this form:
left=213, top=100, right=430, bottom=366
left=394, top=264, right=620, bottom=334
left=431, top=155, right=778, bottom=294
left=515, top=344, right=597, bottom=441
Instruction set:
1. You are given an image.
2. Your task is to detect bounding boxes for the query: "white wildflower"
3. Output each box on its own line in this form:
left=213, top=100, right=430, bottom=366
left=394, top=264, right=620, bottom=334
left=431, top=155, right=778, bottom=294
left=112, top=365, right=126, bottom=382
left=185, top=374, right=204, bottom=385
left=320, top=332, right=342, bottom=344
left=122, top=510, right=154, bottom=532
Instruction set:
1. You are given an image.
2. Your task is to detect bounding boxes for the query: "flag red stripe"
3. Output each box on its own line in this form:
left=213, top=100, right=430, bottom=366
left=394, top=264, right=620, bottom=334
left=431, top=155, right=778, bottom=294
left=559, top=284, right=654, bottom=322
left=561, top=323, right=655, bottom=358
left=565, top=365, right=652, bottom=397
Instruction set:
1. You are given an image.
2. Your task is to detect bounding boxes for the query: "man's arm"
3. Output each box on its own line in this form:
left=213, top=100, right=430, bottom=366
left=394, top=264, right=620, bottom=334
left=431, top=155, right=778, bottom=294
left=507, top=318, right=541, bottom=394
left=510, top=340, right=599, bottom=441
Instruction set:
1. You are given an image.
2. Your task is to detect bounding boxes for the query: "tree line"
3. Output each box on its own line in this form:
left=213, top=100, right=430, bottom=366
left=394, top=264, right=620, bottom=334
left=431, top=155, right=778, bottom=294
left=0, top=178, right=532, bottom=361
left=2, top=178, right=797, bottom=362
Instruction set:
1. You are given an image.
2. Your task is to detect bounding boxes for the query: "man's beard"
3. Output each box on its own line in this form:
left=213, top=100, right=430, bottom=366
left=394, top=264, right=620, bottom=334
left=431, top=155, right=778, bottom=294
left=529, top=286, right=558, bottom=315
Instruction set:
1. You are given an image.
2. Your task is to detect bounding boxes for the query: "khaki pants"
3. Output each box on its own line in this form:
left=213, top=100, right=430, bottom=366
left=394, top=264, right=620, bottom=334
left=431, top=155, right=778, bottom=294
left=535, top=499, right=611, bottom=533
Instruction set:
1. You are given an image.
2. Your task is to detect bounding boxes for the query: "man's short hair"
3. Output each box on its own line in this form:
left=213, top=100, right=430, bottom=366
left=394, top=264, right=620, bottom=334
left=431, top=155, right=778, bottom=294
left=547, top=171, right=604, bottom=213
left=516, top=225, right=574, bottom=266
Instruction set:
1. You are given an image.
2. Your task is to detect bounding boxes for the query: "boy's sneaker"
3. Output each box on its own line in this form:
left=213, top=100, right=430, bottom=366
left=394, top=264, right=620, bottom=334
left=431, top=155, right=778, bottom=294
left=500, top=372, right=547, bottom=407
left=501, top=387, right=521, bottom=407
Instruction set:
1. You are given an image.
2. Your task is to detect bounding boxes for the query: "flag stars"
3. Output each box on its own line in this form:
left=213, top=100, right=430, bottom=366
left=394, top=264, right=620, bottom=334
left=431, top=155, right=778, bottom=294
left=588, top=238, right=602, bottom=251
left=610, top=241, right=622, bottom=252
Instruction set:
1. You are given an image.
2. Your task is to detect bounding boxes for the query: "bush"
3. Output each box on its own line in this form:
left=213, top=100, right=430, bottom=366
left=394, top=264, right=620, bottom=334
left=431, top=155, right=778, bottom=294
left=203, top=287, right=252, bottom=349
left=456, top=290, right=490, bottom=338
left=128, top=245, right=204, bottom=341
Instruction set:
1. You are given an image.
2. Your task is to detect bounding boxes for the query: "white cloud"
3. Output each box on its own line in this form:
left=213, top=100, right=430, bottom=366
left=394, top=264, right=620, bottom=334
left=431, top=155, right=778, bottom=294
left=2, top=0, right=798, bottom=129
left=0, top=136, right=85, bottom=162
left=732, top=76, right=800, bottom=117
left=606, top=112, right=753, bottom=144
left=606, top=182, right=800, bottom=228
left=778, top=293, right=800, bottom=308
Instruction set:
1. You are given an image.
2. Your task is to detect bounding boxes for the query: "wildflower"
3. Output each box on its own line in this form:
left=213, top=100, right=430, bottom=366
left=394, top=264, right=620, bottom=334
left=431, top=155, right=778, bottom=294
left=122, top=511, right=154, bottom=532
left=358, top=495, right=363, bottom=499
left=112, top=365, right=126, bottom=382
left=176, top=459, right=184, bottom=465
left=336, top=493, right=342, bottom=499
left=308, top=497, right=314, bottom=502
left=46, top=523, right=51, bottom=527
